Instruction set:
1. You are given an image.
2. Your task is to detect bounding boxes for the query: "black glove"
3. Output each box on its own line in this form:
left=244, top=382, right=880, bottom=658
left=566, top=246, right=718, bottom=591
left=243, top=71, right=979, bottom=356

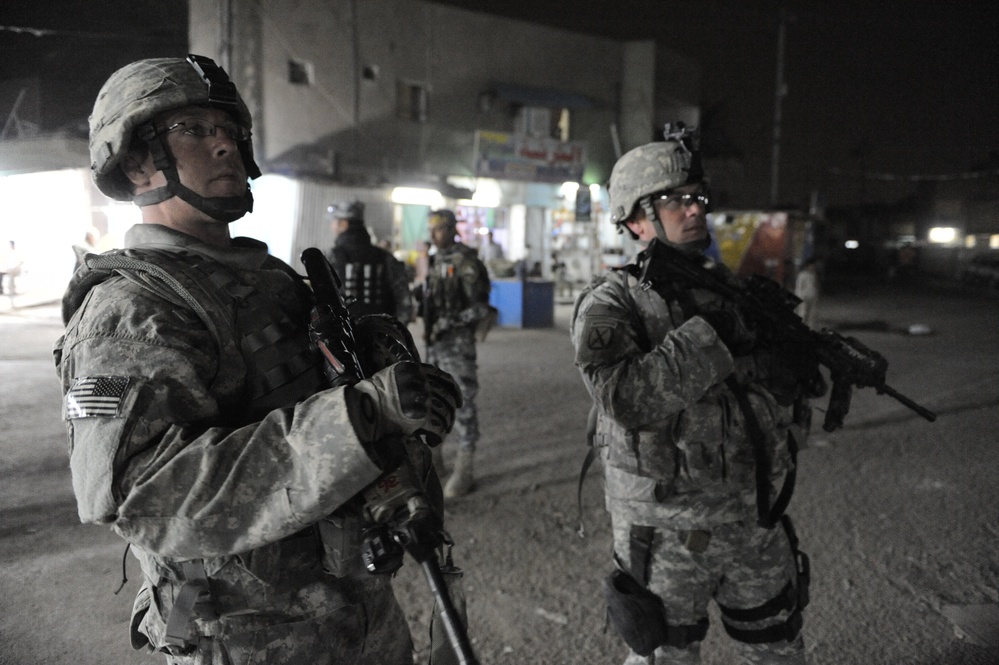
left=346, top=361, right=432, bottom=443
left=417, top=363, right=462, bottom=446
left=753, top=345, right=828, bottom=405
left=699, top=308, right=756, bottom=356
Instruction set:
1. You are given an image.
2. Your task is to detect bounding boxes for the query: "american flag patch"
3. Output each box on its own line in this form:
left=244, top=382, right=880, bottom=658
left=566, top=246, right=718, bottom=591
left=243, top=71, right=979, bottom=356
left=66, top=376, right=130, bottom=419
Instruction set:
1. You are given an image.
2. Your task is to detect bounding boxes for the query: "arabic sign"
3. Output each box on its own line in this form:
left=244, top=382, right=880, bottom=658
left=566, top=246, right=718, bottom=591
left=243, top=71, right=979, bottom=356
left=473, top=130, right=587, bottom=183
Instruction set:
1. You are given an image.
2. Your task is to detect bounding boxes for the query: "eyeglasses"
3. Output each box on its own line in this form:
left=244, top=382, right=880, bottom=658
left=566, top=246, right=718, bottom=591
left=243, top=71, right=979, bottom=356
left=654, top=191, right=710, bottom=211
left=156, top=118, right=251, bottom=142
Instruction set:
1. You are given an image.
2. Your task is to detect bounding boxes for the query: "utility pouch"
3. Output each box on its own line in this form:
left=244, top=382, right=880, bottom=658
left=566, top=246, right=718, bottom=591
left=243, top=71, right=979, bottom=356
left=602, top=567, right=669, bottom=656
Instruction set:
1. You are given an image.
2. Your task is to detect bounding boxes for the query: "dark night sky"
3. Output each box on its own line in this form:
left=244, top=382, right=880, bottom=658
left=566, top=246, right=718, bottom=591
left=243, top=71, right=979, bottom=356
left=435, top=0, right=999, bottom=209
left=3, top=1, right=998, bottom=209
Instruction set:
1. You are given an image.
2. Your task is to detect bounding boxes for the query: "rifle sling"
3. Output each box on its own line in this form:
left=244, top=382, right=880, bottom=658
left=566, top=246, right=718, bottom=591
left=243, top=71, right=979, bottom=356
left=575, top=403, right=601, bottom=537
left=726, top=378, right=796, bottom=529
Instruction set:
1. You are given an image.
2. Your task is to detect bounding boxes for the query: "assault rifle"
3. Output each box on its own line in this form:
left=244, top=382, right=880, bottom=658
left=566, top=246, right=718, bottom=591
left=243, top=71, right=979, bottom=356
left=640, top=240, right=936, bottom=432
left=301, top=247, right=479, bottom=665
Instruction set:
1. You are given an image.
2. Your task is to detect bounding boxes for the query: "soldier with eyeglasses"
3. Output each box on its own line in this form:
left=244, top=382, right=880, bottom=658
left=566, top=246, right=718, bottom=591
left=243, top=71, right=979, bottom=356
left=571, top=125, right=814, bottom=664
left=55, top=55, right=460, bottom=664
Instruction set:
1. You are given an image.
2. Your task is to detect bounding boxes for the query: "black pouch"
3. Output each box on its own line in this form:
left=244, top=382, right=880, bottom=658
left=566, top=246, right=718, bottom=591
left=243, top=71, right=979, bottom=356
left=602, top=568, right=669, bottom=656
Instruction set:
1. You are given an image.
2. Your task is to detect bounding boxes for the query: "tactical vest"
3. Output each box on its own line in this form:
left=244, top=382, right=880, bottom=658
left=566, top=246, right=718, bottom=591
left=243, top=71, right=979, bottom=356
left=60, top=247, right=372, bottom=656
left=426, top=244, right=482, bottom=320
left=577, top=269, right=796, bottom=528
left=330, top=245, right=395, bottom=319
left=63, top=246, right=326, bottom=424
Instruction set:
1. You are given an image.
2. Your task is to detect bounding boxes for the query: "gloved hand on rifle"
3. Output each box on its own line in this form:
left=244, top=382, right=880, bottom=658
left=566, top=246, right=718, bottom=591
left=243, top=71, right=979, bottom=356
left=751, top=345, right=828, bottom=405
left=346, top=361, right=462, bottom=463
left=698, top=306, right=757, bottom=357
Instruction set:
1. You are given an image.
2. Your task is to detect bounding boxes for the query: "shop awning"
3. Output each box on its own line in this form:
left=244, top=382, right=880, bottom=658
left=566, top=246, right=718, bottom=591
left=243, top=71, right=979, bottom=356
left=488, top=82, right=596, bottom=110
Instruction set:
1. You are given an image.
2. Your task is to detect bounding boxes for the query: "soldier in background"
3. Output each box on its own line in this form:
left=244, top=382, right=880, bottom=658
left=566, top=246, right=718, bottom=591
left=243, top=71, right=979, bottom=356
left=327, top=200, right=413, bottom=323
left=422, top=209, right=492, bottom=498
left=793, top=257, right=821, bottom=328
left=571, top=126, right=815, bottom=664
left=55, top=54, right=458, bottom=664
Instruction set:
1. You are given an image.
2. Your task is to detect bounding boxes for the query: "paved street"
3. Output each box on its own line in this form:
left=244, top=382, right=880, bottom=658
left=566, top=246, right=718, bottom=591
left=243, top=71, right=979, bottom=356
left=1, top=277, right=997, bottom=665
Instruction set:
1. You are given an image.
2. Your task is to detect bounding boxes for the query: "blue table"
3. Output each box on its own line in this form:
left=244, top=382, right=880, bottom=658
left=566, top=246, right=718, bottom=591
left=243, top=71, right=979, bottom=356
left=490, top=279, right=554, bottom=328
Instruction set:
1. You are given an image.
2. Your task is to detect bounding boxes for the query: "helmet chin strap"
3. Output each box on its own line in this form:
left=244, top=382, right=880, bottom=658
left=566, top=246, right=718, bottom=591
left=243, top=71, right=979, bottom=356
left=132, top=122, right=254, bottom=224
left=133, top=178, right=253, bottom=224
left=641, top=195, right=711, bottom=254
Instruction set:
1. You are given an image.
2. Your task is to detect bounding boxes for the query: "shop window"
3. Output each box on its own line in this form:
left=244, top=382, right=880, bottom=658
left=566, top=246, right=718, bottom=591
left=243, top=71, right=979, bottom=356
left=397, top=80, right=428, bottom=122
left=288, top=59, right=313, bottom=86
left=514, top=106, right=570, bottom=140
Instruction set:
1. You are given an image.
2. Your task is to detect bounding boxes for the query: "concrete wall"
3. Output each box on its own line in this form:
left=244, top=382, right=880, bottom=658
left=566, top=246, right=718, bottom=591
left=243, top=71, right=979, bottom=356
left=618, top=40, right=656, bottom=152
left=189, top=0, right=696, bottom=189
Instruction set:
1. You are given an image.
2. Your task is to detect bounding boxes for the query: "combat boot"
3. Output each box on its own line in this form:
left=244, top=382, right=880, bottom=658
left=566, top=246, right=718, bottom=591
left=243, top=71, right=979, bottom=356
left=444, top=449, right=475, bottom=498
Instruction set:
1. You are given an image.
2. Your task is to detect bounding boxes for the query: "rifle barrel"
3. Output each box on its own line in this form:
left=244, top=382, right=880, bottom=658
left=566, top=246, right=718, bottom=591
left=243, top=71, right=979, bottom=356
left=420, top=559, right=480, bottom=665
left=880, top=383, right=937, bottom=422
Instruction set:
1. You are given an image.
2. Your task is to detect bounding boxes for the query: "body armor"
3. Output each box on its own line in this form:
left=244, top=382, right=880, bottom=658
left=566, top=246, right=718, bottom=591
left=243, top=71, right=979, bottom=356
left=56, top=226, right=409, bottom=663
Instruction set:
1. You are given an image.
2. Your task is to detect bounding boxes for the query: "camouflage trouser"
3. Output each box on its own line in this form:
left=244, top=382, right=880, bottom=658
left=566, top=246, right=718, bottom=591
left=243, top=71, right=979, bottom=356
left=161, top=576, right=413, bottom=665
left=426, top=328, right=479, bottom=452
left=611, top=514, right=806, bottom=665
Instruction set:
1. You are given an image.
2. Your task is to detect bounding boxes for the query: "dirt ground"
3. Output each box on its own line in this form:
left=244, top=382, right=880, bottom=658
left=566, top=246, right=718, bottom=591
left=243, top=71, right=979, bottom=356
left=2, top=277, right=998, bottom=665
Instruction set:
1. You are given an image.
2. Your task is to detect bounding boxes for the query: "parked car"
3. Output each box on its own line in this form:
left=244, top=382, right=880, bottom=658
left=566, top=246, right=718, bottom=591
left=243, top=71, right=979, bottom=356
left=958, top=253, right=999, bottom=289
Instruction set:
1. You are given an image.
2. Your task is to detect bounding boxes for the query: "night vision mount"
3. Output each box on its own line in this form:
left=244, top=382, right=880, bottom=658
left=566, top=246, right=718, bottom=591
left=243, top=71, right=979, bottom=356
left=663, top=122, right=700, bottom=155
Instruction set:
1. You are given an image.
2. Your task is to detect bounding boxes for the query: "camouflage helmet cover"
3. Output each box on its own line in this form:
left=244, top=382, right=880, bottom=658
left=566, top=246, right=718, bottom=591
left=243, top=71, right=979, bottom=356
left=89, top=55, right=257, bottom=201
left=608, top=134, right=704, bottom=225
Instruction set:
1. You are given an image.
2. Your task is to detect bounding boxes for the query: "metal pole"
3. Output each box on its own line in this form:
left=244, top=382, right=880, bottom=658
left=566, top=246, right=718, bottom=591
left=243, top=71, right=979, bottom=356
left=218, top=0, right=232, bottom=73
left=770, top=7, right=787, bottom=207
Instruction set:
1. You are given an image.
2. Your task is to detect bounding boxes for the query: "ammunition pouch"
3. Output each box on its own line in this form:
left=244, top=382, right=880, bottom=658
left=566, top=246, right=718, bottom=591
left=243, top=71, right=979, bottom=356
left=603, top=567, right=670, bottom=656
left=603, top=526, right=709, bottom=655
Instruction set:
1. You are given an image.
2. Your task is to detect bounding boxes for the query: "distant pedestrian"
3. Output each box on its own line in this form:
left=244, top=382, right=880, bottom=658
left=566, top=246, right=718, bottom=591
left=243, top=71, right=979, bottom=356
left=794, top=257, right=820, bottom=328
left=1, top=240, right=24, bottom=295
left=478, top=230, right=504, bottom=262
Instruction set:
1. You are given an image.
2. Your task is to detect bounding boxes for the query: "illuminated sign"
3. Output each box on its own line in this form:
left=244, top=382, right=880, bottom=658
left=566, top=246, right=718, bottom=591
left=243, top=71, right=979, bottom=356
left=473, top=130, right=587, bottom=183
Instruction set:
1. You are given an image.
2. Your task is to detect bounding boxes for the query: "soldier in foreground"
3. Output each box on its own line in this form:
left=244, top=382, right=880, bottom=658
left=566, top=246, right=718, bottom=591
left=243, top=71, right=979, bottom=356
left=326, top=200, right=413, bottom=322
left=54, top=55, right=459, bottom=664
left=421, top=209, right=493, bottom=498
left=571, top=126, right=816, bottom=664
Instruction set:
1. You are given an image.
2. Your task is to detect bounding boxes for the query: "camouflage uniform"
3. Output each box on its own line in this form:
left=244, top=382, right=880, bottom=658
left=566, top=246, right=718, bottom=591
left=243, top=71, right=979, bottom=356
left=328, top=225, right=413, bottom=322
left=571, top=256, right=809, bottom=665
left=55, top=223, right=414, bottom=664
left=423, top=242, right=491, bottom=453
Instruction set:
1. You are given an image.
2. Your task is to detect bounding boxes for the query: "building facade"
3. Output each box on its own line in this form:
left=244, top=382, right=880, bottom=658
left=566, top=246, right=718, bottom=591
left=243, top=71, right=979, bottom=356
left=190, top=0, right=701, bottom=277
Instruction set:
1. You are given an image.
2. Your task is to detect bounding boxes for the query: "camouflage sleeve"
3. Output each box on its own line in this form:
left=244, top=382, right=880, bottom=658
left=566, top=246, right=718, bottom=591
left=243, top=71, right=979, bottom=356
left=455, top=252, right=492, bottom=324
left=59, top=279, right=382, bottom=560
left=570, top=277, right=735, bottom=430
left=386, top=253, right=414, bottom=322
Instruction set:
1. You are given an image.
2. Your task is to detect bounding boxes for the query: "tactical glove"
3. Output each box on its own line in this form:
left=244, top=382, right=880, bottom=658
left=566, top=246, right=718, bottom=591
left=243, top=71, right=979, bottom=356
left=752, top=346, right=828, bottom=405
left=698, top=308, right=756, bottom=356
left=417, top=363, right=462, bottom=446
left=346, top=361, right=431, bottom=443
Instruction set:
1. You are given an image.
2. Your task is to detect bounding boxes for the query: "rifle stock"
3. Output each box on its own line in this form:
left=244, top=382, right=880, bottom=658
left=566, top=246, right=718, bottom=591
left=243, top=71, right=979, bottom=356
left=642, top=241, right=936, bottom=432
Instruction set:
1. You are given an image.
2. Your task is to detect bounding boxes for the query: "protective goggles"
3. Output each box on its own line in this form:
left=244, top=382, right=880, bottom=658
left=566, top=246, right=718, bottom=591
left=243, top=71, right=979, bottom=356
left=155, top=118, right=251, bottom=142
left=654, top=190, right=710, bottom=212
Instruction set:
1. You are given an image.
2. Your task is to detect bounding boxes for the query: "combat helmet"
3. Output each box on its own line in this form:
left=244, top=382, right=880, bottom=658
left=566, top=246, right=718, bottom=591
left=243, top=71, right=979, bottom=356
left=89, top=54, right=262, bottom=223
left=329, top=201, right=366, bottom=224
left=608, top=123, right=706, bottom=243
